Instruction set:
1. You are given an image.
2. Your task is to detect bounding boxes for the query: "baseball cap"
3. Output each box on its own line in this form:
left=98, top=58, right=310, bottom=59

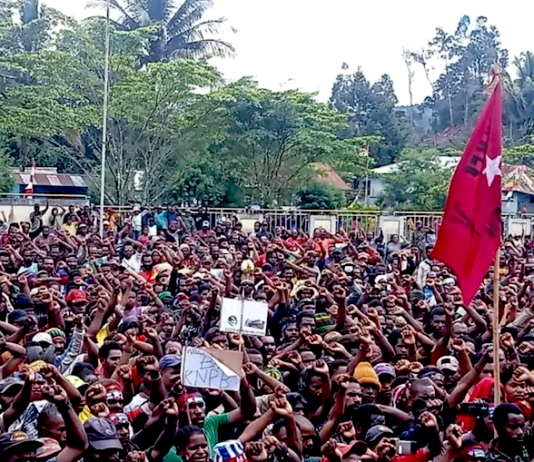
left=342, top=440, right=368, bottom=457
left=32, top=332, right=53, bottom=345
left=36, top=438, right=61, bottom=460
left=286, top=392, right=308, bottom=411
left=7, top=309, right=29, bottom=324
left=0, top=377, right=24, bottom=395
left=84, top=418, right=123, bottom=451
left=437, top=356, right=460, bottom=373
left=374, top=363, right=396, bottom=379
left=66, top=289, right=87, bottom=303
left=159, top=354, right=181, bottom=370
left=365, top=425, right=395, bottom=447
left=0, top=431, right=42, bottom=454
left=65, top=375, right=88, bottom=394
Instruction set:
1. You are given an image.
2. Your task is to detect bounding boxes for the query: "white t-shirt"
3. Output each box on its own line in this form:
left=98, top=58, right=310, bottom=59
left=122, top=252, right=142, bottom=273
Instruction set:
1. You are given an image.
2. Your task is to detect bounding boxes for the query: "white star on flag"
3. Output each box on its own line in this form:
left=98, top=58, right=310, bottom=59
left=483, top=155, right=501, bottom=187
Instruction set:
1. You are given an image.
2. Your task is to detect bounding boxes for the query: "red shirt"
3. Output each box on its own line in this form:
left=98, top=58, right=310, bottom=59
left=284, top=236, right=306, bottom=251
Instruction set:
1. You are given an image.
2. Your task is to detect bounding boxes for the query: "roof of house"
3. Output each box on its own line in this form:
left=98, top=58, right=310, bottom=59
left=372, top=156, right=461, bottom=174
left=311, top=163, right=352, bottom=191
left=13, top=167, right=90, bottom=188
left=372, top=157, right=534, bottom=197
left=502, top=164, right=534, bottom=196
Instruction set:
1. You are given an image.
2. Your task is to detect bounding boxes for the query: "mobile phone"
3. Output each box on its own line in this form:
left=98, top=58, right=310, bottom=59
left=396, top=440, right=415, bottom=455
left=459, top=402, right=489, bottom=417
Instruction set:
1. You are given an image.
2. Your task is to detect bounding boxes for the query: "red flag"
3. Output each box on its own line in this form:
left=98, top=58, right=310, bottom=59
left=431, top=76, right=502, bottom=305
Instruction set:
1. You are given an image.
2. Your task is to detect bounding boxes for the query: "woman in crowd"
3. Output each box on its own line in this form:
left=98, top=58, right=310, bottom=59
left=0, top=205, right=533, bottom=462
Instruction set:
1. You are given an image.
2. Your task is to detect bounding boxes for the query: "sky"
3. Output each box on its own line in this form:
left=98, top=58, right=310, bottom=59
left=42, top=0, right=534, bottom=105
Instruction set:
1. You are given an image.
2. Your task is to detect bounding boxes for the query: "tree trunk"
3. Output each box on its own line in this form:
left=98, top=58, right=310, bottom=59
left=448, top=86, right=454, bottom=126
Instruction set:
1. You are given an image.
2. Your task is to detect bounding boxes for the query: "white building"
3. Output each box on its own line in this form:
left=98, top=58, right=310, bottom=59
left=367, top=157, right=534, bottom=214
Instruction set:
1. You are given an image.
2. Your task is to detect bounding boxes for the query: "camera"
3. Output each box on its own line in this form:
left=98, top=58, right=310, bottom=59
left=459, top=402, right=490, bottom=417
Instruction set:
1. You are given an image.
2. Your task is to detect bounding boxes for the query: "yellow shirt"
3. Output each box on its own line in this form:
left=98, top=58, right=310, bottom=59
left=96, top=323, right=111, bottom=346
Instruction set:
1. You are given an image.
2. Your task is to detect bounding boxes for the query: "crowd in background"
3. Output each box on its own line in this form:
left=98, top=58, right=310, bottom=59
left=0, top=203, right=532, bottom=462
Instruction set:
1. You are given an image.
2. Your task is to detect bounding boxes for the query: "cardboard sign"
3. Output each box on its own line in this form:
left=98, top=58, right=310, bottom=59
left=181, top=347, right=242, bottom=391
left=220, top=298, right=268, bottom=336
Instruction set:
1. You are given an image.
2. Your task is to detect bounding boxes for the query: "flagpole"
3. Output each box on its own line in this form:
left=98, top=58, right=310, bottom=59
left=492, top=235, right=501, bottom=405
left=492, top=63, right=502, bottom=407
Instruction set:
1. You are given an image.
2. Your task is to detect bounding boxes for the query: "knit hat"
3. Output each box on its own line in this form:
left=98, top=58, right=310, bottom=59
left=47, top=328, right=66, bottom=341
left=354, top=361, right=381, bottom=390
left=315, top=312, right=334, bottom=333
left=158, top=291, right=173, bottom=301
left=263, top=366, right=283, bottom=382
left=212, top=440, right=248, bottom=462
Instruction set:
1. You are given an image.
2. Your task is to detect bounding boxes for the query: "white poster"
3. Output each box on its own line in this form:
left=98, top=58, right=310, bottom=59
left=220, top=298, right=268, bottom=336
left=220, top=298, right=243, bottom=334
left=241, top=300, right=268, bottom=336
left=181, top=347, right=241, bottom=391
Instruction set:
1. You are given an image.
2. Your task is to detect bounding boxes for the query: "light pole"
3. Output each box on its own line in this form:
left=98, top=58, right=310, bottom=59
left=99, top=0, right=111, bottom=238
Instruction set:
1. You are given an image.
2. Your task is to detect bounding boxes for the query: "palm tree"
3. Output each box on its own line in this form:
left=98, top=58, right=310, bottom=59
left=87, top=0, right=235, bottom=63
left=514, top=52, right=534, bottom=85
left=503, top=53, right=534, bottom=141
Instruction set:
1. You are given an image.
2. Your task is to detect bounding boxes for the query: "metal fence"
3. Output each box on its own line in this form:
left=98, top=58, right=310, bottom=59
left=104, top=207, right=442, bottom=239
left=1, top=198, right=531, bottom=239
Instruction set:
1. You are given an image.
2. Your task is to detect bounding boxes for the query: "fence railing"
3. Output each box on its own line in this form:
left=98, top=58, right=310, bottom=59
left=101, top=207, right=526, bottom=240
left=0, top=200, right=530, bottom=240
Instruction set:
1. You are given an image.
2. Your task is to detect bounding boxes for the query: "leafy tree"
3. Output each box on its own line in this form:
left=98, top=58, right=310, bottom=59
left=0, top=18, right=220, bottom=205
left=212, top=78, right=363, bottom=206
left=503, top=52, right=534, bottom=141
left=0, top=2, right=75, bottom=55
left=0, top=147, right=14, bottom=193
left=331, top=135, right=379, bottom=184
left=169, top=151, right=230, bottom=206
left=503, top=143, right=534, bottom=167
left=380, top=148, right=453, bottom=210
left=330, top=69, right=412, bottom=166
left=418, top=16, right=508, bottom=133
left=87, top=0, right=235, bottom=64
left=297, top=182, right=345, bottom=210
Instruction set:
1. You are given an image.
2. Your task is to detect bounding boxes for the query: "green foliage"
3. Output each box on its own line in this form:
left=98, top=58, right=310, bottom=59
left=346, top=202, right=380, bottom=212
left=5, top=5, right=534, bottom=213
left=503, top=144, right=534, bottom=167
left=380, top=149, right=454, bottom=211
left=331, top=135, right=380, bottom=182
left=503, top=53, right=534, bottom=141
left=297, top=182, right=345, bottom=210
left=413, top=16, right=508, bottom=134
left=0, top=13, right=223, bottom=205
left=0, top=147, right=14, bottom=193
left=210, top=79, right=364, bottom=206
left=330, top=70, right=412, bottom=166
left=87, top=0, right=235, bottom=64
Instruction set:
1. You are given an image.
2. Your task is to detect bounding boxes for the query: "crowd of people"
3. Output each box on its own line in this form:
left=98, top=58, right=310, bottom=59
left=0, top=203, right=533, bottom=462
